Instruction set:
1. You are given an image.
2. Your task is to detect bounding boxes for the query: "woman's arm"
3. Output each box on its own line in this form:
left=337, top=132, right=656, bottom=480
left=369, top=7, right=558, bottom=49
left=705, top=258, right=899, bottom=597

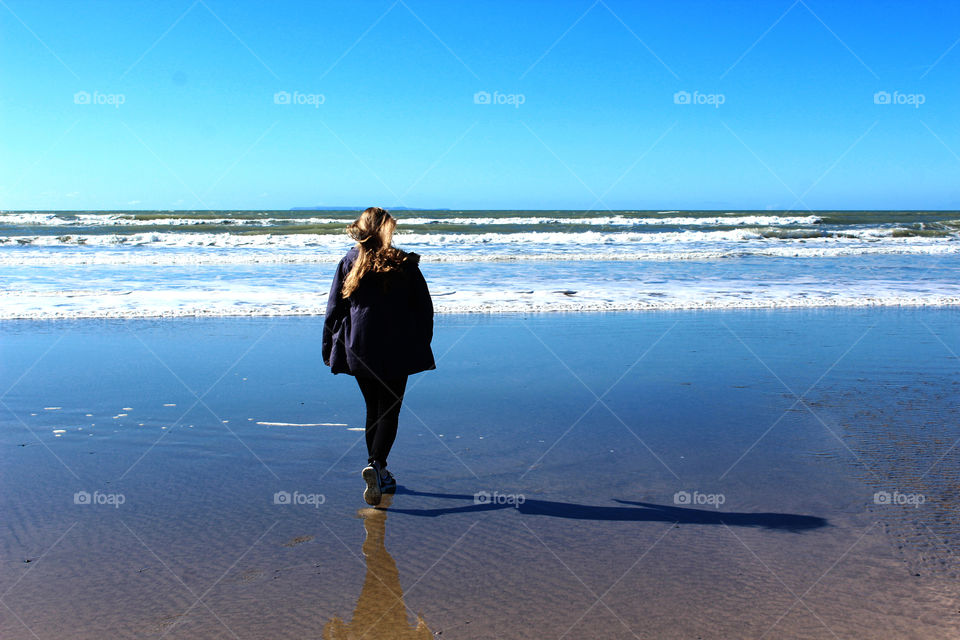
left=322, top=259, right=348, bottom=366
left=410, top=263, right=434, bottom=345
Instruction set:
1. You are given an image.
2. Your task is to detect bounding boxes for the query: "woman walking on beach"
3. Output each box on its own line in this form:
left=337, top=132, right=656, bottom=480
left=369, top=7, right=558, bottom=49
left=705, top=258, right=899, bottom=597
left=322, top=207, right=435, bottom=505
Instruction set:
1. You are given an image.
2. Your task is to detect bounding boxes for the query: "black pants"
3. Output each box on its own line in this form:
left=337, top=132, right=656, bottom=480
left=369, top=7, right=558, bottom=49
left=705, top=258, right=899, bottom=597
left=356, top=375, right=408, bottom=468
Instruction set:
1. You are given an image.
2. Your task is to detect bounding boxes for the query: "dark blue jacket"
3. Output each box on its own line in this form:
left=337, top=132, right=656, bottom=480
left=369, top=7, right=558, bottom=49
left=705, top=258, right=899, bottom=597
left=322, top=247, right=435, bottom=379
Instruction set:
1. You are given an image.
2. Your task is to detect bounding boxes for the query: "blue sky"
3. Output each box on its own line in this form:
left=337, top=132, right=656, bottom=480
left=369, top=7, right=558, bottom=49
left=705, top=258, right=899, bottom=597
left=1, top=0, right=958, bottom=210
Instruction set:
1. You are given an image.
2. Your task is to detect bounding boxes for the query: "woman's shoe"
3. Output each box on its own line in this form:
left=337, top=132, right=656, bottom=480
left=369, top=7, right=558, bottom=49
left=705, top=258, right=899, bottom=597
left=362, top=464, right=382, bottom=506
left=379, top=468, right=397, bottom=493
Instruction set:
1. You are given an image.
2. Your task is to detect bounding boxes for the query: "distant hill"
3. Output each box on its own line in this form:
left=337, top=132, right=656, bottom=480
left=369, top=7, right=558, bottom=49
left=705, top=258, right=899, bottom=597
left=290, top=206, right=449, bottom=211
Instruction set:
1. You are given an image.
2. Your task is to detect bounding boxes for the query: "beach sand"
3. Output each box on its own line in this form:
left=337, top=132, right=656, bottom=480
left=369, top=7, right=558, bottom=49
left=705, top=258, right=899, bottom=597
left=1, top=310, right=958, bottom=638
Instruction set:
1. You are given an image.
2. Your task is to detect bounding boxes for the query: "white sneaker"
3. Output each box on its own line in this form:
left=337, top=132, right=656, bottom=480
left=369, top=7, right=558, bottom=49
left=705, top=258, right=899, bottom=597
left=362, top=464, right=382, bottom=506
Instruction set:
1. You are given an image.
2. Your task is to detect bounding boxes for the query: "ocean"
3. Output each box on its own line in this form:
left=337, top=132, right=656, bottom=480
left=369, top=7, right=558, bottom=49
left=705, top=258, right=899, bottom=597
left=2, top=209, right=959, bottom=318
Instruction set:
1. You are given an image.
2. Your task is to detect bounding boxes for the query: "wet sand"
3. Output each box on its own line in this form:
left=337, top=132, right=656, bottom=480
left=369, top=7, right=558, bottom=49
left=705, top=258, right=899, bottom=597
left=1, top=310, right=959, bottom=638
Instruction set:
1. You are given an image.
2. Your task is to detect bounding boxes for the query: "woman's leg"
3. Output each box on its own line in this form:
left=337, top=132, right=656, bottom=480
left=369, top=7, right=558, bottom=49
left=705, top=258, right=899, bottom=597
left=370, top=376, right=407, bottom=468
left=356, top=375, right=408, bottom=467
left=356, top=376, right=381, bottom=462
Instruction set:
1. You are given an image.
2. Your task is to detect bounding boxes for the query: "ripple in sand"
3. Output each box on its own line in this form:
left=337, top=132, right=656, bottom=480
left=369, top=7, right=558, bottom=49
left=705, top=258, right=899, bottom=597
left=232, top=568, right=264, bottom=584
left=281, top=535, right=313, bottom=547
left=155, top=613, right=190, bottom=633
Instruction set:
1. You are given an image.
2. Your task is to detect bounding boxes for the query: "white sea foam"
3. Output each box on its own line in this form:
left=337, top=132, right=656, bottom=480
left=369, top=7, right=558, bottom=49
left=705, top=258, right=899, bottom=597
left=2, top=274, right=958, bottom=319
left=0, top=213, right=348, bottom=227
left=0, top=230, right=957, bottom=267
left=4, top=245, right=959, bottom=267
left=3, top=211, right=958, bottom=319
left=391, top=214, right=825, bottom=226
left=0, top=212, right=824, bottom=227
left=2, top=292, right=958, bottom=319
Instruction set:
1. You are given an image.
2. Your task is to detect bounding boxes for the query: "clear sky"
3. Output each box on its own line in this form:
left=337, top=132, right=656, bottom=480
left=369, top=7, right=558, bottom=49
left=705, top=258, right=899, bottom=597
left=1, top=0, right=958, bottom=211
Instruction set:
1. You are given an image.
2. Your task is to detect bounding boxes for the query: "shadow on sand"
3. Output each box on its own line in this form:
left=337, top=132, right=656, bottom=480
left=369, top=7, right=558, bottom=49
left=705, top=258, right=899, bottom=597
left=384, top=488, right=828, bottom=532
left=321, top=488, right=827, bottom=636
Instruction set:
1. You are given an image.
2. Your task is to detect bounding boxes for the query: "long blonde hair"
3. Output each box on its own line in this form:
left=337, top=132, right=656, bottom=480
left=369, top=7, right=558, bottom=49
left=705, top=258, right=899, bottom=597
left=341, top=207, right=406, bottom=298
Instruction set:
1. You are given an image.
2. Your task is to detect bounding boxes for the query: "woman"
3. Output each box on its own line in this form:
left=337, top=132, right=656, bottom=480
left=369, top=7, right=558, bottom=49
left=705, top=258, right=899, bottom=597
left=322, top=207, right=435, bottom=506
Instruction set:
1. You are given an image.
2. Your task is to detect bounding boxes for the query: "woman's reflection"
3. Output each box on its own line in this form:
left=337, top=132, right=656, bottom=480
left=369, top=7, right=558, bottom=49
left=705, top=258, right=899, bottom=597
left=324, top=495, right=432, bottom=639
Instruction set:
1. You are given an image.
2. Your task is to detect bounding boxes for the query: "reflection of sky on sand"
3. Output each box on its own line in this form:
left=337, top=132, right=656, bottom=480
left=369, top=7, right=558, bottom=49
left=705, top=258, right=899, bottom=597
left=2, top=311, right=959, bottom=637
left=324, top=495, right=432, bottom=640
